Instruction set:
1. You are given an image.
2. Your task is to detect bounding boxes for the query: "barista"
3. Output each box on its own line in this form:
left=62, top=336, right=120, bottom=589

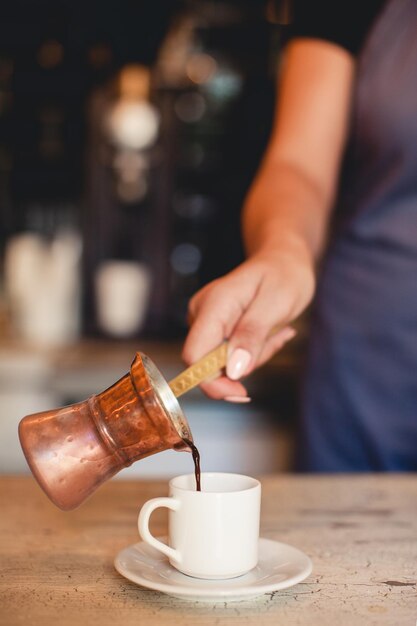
left=182, top=0, right=417, bottom=471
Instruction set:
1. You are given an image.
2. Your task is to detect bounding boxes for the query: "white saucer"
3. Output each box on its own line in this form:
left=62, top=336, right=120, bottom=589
left=114, top=537, right=312, bottom=602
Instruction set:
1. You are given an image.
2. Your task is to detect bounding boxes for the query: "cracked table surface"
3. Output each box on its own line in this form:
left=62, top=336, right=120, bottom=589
left=0, top=474, right=416, bottom=626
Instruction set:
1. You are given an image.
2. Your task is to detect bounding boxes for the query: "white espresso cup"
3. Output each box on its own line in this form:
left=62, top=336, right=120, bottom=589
left=138, top=472, right=261, bottom=579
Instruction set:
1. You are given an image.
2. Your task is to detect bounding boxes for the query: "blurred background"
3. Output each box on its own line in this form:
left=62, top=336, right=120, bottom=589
left=0, top=0, right=305, bottom=480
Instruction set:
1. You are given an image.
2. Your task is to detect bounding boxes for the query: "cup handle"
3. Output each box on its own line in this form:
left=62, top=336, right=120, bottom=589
left=138, top=497, right=181, bottom=562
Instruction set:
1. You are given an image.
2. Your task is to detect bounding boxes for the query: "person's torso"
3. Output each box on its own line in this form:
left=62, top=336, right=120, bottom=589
left=319, top=0, right=417, bottom=328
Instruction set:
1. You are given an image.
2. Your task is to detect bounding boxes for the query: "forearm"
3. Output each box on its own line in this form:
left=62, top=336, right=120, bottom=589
left=183, top=40, right=354, bottom=394
left=242, top=156, right=333, bottom=264
left=242, top=40, right=354, bottom=265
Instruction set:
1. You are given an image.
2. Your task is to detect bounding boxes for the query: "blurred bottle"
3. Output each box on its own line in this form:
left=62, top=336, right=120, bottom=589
left=84, top=64, right=159, bottom=336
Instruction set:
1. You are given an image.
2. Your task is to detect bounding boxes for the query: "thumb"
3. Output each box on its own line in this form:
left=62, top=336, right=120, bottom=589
left=226, top=321, right=269, bottom=381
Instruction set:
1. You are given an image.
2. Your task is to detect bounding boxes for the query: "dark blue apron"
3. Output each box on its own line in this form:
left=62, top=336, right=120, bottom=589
left=297, top=0, right=417, bottom=471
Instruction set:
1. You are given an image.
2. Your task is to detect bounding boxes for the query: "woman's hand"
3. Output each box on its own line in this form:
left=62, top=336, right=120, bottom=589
left=182, top=243, right=315, bottom=400
left=182, top=39, right=354, bottom=401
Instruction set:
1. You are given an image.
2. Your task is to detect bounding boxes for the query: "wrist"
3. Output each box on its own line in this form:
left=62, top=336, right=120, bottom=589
left=249, top=233, right=315, bottom=269
left=249, top=239, right=316, bottom=314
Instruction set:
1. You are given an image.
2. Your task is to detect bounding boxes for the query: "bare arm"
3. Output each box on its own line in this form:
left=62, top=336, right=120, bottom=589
left=244, top=39, right=354, bottom=260
left=183, top=39, right=355, bottom=400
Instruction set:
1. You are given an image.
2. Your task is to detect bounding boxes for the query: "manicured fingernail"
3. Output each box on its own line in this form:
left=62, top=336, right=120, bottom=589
left=224, top=396, right=252, bottom=403
left=226, top=348, right=252, bottom=380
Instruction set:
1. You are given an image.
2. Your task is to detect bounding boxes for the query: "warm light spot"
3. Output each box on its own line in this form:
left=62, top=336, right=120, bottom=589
left=88, top=43, right=112, bottom=69
left=119, top=64, right=150, bottom=100
left=37, top=40, right=64, bottom=69
left=186, top=54, right=217, bottom=85
left=106, top=101, right=159, bottom=149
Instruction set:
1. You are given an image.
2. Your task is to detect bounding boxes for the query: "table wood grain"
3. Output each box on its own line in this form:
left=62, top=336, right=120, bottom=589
left=0, top=475, right=416, bottom=626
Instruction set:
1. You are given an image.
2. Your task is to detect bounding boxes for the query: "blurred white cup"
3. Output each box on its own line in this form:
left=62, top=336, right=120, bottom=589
left=95, top=260, right=151, bottom=337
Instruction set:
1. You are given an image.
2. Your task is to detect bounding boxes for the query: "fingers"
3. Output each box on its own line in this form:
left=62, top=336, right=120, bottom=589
left=226, top=278, right=293, bottom=378
left=199, top=376, right=249, bottom=400
left=182, top=277, right=252, bottom=366
left=182, top=276, right=254, bottom=402
left=182, top=255, right=305, bottom=400
left=253, top=326, right=297, bottom=368
left=199, top=327, right=296, bottom=399
left=226, top=324, right=296, bottom=381
left=195, top=328, right=295, bottom=400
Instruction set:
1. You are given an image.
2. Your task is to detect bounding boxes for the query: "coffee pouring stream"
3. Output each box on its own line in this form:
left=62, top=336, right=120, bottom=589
left=19, top=326, right=283, bottom=511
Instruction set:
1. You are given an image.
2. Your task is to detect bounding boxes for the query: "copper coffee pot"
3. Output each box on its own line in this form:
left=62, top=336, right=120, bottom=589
left=19, top=352, right=195, bottom=510
left=19, top=332, right=283, bottom=511
left=18, top=342, right=229, bottom=511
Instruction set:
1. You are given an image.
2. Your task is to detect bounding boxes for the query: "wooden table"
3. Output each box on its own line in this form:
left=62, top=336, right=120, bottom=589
left=0, top=475, right=416, bottom=626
